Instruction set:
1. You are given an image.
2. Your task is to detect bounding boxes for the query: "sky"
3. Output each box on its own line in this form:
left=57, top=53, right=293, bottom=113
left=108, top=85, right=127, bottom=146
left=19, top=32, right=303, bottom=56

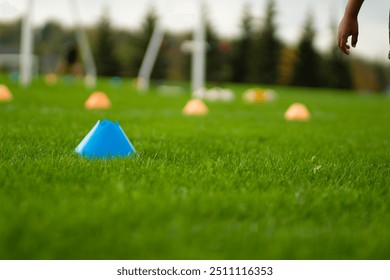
left=0, top=0, right=388, bottom=61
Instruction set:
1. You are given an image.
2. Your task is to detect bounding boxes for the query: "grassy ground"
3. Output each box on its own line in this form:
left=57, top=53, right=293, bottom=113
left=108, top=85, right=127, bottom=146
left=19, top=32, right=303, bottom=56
left=0, top=75, right=389, bottom=260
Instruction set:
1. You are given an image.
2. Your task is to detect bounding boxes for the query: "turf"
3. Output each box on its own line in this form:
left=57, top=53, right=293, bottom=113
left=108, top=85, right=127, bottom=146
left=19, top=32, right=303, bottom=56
left=0, top=76, right=389, bottom=260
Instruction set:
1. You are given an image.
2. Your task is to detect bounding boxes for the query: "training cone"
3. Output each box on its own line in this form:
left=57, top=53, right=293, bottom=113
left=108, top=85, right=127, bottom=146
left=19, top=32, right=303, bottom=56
left=44, top=73, right=58, bottom=85
left=0, top=85, right=13, bottom=102
left=284, top=103, right=311, bottom=121
left=75, top=120, right=136, bottom=159
left=243, top=88, right=275, bottom=103
left=182, top=99, right=209, bottom=116
left=85, top=91, right=111, bottom=110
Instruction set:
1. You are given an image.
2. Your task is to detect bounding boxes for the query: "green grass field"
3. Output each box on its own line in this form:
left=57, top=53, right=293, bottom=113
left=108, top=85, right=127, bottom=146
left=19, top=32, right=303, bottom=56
left=0, top=75, right=389, bottom=260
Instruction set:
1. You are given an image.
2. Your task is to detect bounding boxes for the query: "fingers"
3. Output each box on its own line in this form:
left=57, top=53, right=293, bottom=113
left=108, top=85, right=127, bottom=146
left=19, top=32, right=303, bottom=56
left=338, top=34, right=359, bottom=55
left=351, top=33, right=358, bottom=48
left=338, top=36, right=350, bottom=55
left=337, top=15, right=359, bottom=55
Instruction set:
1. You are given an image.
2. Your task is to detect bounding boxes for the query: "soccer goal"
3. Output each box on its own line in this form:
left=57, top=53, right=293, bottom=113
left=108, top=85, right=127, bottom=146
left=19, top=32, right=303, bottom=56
left=137, top=0, right=206, bottom=96
left=19, top=0, right=97, bottom=88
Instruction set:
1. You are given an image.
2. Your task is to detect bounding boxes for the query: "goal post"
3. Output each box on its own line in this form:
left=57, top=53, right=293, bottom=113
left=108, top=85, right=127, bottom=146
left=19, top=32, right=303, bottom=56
left=69, top=0, right=97, bottom=88
left=191, top=0, right=206, bottom=95
left=137, top=22, right=165, bottom=92
left=19, top=0, right=34, bottom=87
left=18, top=0, right=97, bottom=88
left=137, top=0, right=206, bottom=95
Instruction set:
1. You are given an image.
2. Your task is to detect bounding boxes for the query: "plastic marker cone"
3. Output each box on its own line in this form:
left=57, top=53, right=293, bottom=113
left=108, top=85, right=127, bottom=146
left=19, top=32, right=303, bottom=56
left=284, top=103, right=311, bottom=121
left=243, top=88, right=275, bottom=103
left=85, top=91, right=111, bottom=110
left=44, top=73, right=58, bottom=85
left=109, top=76, right=122, bottom=87
left=0, top=85, right=13, bottom=102
left=182, top=99, right=208, bottom=116
left=75, top=119, right=136, bottom=159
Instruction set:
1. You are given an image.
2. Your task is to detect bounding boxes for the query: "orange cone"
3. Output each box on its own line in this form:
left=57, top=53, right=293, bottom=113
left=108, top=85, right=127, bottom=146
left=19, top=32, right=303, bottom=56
left=182, top=99, right=208, bottom=116
left=44, top=73, right=58, bottom=85
left=0, top=85, right=13, bottom=102
left=284, top=103, right=311, bottom=121
left=85, top=91, right=111, bottom=110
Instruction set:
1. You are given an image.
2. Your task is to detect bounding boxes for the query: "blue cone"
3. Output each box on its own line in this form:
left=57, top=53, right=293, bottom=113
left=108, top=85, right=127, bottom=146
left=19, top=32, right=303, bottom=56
left=109, top=76, right=122, bottom=87
left=75, top=120, right=136, bottom=158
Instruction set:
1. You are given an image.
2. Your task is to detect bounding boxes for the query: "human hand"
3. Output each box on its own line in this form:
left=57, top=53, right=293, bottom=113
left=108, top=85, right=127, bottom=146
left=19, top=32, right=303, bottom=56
left=337, top=15, right=359, bottom=55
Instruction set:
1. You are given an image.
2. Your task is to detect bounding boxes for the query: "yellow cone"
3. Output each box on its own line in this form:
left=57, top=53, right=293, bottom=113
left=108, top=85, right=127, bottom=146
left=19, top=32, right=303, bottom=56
left=284, top=103, right=311, bottom=121
left=85, top=91, right=111, bottom=110
left=0, top=85, right=13, bottom=102
left=243, top=88, right=275, bottom=103
left=182, top=99, right=208, bottom=116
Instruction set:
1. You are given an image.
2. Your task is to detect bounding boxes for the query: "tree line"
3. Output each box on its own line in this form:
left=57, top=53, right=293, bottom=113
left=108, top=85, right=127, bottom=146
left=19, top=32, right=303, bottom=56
left=0, top=0, right=389, bottom=92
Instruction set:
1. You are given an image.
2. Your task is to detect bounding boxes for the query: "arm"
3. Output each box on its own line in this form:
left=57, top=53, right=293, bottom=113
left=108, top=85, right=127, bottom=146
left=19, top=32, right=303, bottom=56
left=337, top=0, right=365, bottom=55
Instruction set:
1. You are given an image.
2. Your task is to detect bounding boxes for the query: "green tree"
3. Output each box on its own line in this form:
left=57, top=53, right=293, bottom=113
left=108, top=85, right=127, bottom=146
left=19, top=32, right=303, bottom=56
left=323, top=20, right=353, bottom=89
left=112, top=30, right=137, bottom=76
left=324, top=46, right=353, bottom=89
left=204, top=9, right=227, bottom=83
left=291, top=12, right=322, bottom=87
left=0, top=19, right=21, bottom=45
left=231, top=4, right=254, bottom=83
left=94, top=9, right=120, bottom=76
left=37, top=21, right=74, bottom=73
left=38, top=21, right=73, bottom=55
left=373, top=63, right=390, bottom=92
left=253, top=0, right=281, bottom=84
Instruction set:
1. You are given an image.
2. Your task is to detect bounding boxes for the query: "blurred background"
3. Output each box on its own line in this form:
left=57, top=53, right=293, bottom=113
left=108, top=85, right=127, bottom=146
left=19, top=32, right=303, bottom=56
left=0, top=0, right=389, bottom=92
